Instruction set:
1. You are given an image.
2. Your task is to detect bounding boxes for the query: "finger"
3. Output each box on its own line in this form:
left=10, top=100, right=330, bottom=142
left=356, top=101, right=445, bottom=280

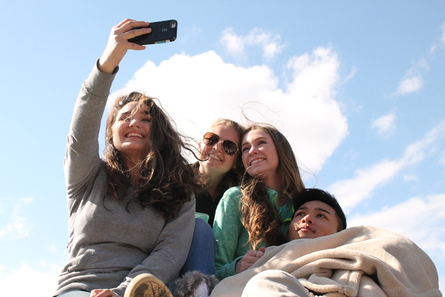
left=247, top=250, right=257, bottom=256
left=125, top=26, right=152, bottom=40
left=257, top=247, right=266, bottom=257
left=121, top=20, right=150, bottom=32
left=115, top=18, right=136, bottom=28
left=128, top=43, right=147, bottom=51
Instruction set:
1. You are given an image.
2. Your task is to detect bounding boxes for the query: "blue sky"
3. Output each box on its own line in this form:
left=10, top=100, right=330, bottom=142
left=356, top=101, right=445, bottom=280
left=1, top=1, right=444, bottom=296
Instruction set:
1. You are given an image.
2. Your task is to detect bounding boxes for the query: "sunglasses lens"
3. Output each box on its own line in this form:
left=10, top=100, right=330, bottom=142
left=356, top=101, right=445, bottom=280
left=203, top=132, right=219, bottom=146
left=203, top=132, right=238, bottom=155
left=223, top=140, right=238, bottom=155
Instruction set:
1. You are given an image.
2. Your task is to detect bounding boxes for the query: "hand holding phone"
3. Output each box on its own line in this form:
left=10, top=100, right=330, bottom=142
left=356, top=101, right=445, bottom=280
left=129, top=20, right=177, bottom=45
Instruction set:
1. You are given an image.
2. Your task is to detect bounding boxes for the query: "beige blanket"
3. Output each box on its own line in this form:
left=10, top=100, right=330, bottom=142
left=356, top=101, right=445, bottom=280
left=211, top=226, right=441, bottom=297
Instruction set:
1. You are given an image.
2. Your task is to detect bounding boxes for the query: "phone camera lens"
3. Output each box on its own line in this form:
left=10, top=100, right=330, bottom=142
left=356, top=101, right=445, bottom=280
left=170, top=21, right=177, bottom=29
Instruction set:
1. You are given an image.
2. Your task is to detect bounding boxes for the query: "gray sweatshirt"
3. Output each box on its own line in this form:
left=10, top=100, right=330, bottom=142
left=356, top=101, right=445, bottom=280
left=55, top=62, right=195, bottom=297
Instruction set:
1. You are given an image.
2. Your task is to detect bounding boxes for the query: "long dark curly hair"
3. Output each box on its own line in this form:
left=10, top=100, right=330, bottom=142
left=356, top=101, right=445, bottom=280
left=240, top=124, right=305, bottom=249
left=104, top=91, right=199, bottom=219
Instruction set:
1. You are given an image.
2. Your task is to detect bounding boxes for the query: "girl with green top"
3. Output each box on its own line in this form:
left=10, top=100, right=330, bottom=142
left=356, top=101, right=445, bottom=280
left=213, top=124, right=306, bottom=280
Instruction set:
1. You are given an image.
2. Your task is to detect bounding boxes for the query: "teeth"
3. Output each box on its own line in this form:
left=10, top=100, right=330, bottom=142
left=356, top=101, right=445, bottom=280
left=208, top=154, right=222, bottom=161
left=127, top=133, right=142, bottom=138
left=250, top=158, right=264, bottom=165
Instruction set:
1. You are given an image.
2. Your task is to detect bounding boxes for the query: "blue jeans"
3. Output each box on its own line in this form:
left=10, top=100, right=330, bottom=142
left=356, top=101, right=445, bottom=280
left=58, top=291, right=90, bottom=297
left=180, top=218, right=216, bottom=276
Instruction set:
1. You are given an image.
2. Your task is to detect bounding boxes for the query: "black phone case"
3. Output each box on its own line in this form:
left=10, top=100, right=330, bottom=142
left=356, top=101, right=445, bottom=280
left=129, top=20, right=177, bottom=45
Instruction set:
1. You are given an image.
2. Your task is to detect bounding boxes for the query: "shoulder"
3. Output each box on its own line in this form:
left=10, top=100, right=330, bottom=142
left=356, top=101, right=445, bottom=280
left=221, top=186, right=242, bottom=200
left=217, top=187, right=242, bottom=209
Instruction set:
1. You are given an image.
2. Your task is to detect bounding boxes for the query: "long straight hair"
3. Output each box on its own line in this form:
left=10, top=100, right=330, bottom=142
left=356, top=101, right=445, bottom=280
left=240, top=124, right=305, bottom=249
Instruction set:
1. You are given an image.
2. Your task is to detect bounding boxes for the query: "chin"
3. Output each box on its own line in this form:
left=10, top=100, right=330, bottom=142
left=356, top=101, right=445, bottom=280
left=299, top=233, right=315, bottom=239
left=247, top=168, right=262, bottom=178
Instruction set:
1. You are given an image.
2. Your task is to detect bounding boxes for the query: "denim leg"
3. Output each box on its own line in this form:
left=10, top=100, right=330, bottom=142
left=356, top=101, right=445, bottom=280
left=180, top=218, right=216, bottom=276
left=57, top=291, right=90, bottom=297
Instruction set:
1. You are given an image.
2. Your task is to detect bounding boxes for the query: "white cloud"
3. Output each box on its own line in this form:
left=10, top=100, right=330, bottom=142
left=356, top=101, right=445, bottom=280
left=112, top=45, right=347, bottom=176
left=0, top=197, right=34, bottom=241
left=328, top=160, right=401, bottom=213
left=401, top=119, right=445, bottom=165
left=0, top=217, right=30, bottom=240
left=348, top=194, right=445, bottom=259
left=220, top=27, right=285, bottom=59
left=220, top=28, right=245, bottom=55
left=329, top=119, right=445, bottom=212
left=372, top=112, right=396, bottom=135
left=0, top=264, right=58, bottom=297
left=395, top=75, right=423, bottom=95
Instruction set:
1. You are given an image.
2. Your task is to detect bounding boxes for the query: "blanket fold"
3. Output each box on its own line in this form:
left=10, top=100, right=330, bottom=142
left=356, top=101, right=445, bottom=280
left=211, top=226, right=441, bottom=297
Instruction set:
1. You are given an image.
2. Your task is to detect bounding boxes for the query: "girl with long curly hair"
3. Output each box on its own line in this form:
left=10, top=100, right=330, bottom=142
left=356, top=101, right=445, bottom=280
left=55, top=19, right=199, bottom=297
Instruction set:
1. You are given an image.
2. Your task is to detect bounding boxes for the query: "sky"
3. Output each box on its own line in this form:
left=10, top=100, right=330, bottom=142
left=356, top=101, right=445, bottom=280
left=1, top=1, right=444, bottom=296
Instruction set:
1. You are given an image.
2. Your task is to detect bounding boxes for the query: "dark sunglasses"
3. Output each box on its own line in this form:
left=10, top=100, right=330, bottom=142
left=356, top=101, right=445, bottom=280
left=203, top=132, right=239, bottom=155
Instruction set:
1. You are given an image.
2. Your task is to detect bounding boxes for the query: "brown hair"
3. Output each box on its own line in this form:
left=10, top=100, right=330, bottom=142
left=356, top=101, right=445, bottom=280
left=198, top=119, right=245, bottom=192
left=240, top=124, right=305, bottom=249
left=104, top=91, right=199, bottom=219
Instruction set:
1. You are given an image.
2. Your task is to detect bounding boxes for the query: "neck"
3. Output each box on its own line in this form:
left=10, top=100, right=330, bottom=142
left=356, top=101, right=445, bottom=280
left=263, top=174, right=287, bottom=207
left=124, top=158, right=143, bottom=185
left=199, top=166, right=225, bottom=201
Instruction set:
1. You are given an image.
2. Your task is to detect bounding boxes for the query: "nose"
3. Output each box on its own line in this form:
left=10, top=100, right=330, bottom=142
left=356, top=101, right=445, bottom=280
left=129, top=117, right=141, bottom=128
left=209, top=139, right=223, bottom=152
left=248, top=145, right=258, bottom=155
left=301, top=214, right=313, bottom=224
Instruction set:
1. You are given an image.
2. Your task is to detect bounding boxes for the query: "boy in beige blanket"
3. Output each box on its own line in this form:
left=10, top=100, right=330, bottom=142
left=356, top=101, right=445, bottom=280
left=211, top=189, right=441, bottom=297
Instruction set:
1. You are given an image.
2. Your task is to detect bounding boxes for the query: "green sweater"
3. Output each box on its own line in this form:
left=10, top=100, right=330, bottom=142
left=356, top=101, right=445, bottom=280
left=213, top=186, right=293, bottom=280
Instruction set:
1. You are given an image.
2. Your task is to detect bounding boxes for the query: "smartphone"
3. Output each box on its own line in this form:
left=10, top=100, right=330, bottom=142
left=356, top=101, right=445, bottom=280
left=128, top=20, right=177, bottom=45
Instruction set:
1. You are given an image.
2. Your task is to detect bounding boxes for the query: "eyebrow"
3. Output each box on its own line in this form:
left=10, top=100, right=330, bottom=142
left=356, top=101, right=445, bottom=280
left=241, top=136, right=267, bottom=147
left=296, top=206, right=332, bottom=215
left=119, top=109, right=150, bottom=117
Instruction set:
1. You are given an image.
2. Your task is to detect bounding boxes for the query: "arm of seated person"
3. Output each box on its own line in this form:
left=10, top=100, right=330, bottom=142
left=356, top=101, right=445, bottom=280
left=235, top=247, right=266, bottom=273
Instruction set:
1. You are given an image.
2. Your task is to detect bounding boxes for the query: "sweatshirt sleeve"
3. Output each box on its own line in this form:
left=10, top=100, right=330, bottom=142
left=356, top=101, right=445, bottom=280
left=213, top=187, right=246, bottom=280
left=64, top=61, right=118, bottom=211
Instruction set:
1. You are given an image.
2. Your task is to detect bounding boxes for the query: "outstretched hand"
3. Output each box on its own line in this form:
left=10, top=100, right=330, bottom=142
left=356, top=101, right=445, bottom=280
left=98, top=19, right=151, bottom=74
left=235, top=247, right=266, bottom=274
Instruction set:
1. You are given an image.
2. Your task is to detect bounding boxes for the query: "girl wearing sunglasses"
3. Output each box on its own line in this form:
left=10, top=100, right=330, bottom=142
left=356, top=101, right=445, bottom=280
left=213, top=123, right=306, bottom=280
left=195, top=119, right=245, bottom=226
left=177, top=119, right=245, bottom=284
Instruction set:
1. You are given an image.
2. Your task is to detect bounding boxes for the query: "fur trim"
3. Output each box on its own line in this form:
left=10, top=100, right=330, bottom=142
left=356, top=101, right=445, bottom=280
left=175, top=271, right=219, bottom=297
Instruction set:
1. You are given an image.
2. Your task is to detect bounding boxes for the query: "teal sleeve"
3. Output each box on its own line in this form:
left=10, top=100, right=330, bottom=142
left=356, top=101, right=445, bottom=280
left=213, top=187, right=247, bottom=280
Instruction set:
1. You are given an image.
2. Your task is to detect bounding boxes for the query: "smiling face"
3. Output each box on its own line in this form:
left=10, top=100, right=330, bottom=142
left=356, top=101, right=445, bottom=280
left=241, top=128, right=280, bottom=185
left=111, top=101, right=152, bottom=163
left=199, top=124, right=240, bottom=179
left=288, top=200, right=339, bottom=240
